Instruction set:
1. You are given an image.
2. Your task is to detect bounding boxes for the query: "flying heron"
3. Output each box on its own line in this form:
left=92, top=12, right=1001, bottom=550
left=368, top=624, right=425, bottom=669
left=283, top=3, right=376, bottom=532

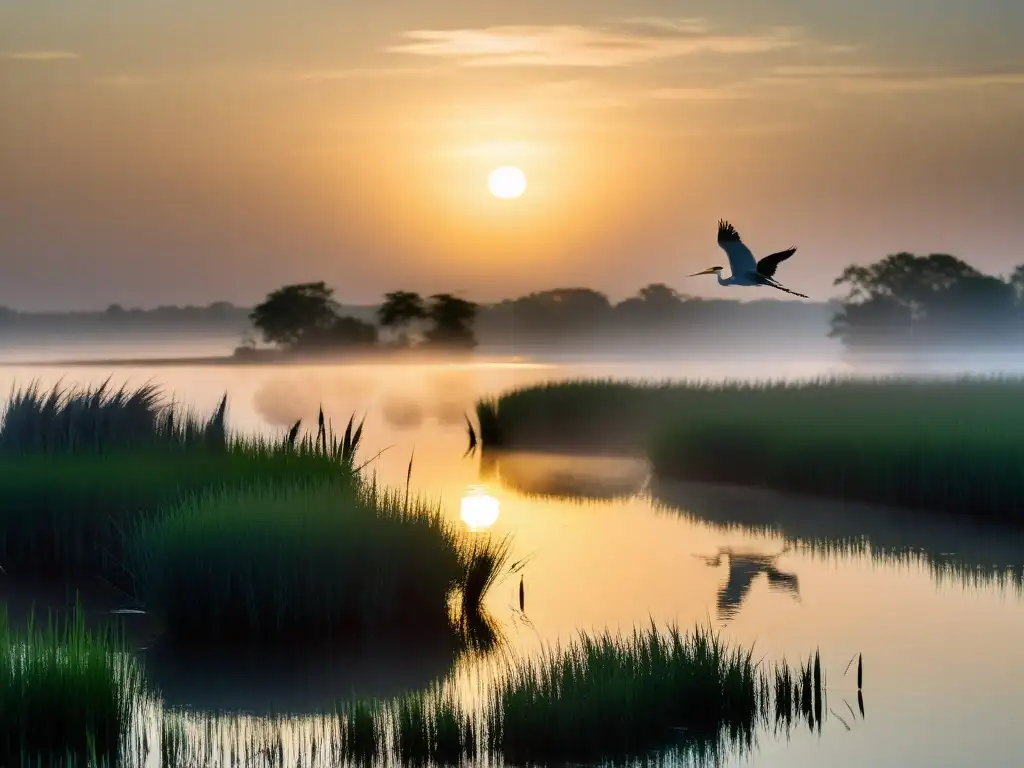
left=689, top=220, right=809, bottom=299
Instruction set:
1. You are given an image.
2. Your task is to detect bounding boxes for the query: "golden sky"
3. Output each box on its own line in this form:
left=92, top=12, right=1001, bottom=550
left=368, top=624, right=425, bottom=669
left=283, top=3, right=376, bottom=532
left=2, top=1, right=1023, bottom=309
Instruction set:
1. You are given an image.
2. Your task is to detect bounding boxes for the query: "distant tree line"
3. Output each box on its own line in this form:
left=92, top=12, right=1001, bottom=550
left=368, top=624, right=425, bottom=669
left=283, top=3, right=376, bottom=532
left=237, top=281, right=837, bottom=356
left=0, top=301, right=253, bottom=334
left=0, top=286, right=833, bottom=351
left=4, top=250, right=1023, bottom=353
left=241, top=282, right=480, bottom=356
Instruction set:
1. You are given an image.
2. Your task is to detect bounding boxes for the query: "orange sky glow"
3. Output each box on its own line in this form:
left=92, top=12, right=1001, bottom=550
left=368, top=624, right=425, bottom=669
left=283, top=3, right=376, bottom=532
left=1, top=1, right=1022, bottom=309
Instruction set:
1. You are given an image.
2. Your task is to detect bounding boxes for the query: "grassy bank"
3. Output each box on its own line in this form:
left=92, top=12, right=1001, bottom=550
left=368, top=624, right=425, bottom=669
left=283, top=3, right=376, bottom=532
left=129, top=480, right=511, bottom=647
left=479, top=377, right=1024, bottom=522
left=475, top=382, right=665, bottom=453
left=0, top=450, right=357, bottom=582
left=0, top=381, right=362, bottom=580
left=0, top=604, right=145, bottom=764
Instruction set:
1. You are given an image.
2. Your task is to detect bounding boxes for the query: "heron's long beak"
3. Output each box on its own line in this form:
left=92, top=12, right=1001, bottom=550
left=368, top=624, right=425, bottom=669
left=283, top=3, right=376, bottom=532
left=688, top=267, right=718, bottom=277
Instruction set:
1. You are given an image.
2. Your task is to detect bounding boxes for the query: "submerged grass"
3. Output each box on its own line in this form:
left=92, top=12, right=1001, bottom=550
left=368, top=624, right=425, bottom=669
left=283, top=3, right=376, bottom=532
left=150, top=628, right=835, bottom=767
left=129, top=480, right=510, bottom=647
left=17, top=626, right=838, bottom=767
left=0, top=603, right=145, bottom=764
left=394, top=685, right=477, bottom=765
left=481, top=377, right=1024, bottom=522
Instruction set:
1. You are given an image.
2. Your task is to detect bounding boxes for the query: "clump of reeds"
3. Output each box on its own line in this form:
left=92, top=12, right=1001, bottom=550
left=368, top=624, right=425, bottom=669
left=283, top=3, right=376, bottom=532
left=271, top=407, right=364, bottom=467
left=0, top=603, right=145, bottom=764
left=0, top=379, right=228, bottom=454
left=0, top=449, right=354, bottom=583
left=474, top=398, right=503, bottom=448
left=488, top=623, right=760, bottom=764
left=768, top=648, right=837, bottom=740
left=129, top=480, right=511, bottom=647
left=0, top=380, right=365, bottom=581
left=460, top=534, right=513, bottom=619
left=482, top=376, right=1024, bottom=521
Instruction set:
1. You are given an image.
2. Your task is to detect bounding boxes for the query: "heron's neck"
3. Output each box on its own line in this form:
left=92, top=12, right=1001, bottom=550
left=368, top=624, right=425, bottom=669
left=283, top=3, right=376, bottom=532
left=716, top=271, right=728, bottom=286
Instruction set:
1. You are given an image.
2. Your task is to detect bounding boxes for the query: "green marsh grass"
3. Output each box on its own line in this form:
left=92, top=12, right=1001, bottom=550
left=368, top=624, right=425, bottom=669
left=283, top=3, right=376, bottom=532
left=22, top=632, right=834, bottom=768
left=0, top=382, right=363, bottom=580
left=129, top=480, right=510, bottom=646
left=481, top=377, right=1024, bottom=521
left=474, top=397, right=502, bottom=449
left=488, top=623, right=762, bottom=764
left=1, top=380, right=228, bottom=454
left=0, top=602, right=145, bottom=763
left=0, top=449, right=355, bottom=581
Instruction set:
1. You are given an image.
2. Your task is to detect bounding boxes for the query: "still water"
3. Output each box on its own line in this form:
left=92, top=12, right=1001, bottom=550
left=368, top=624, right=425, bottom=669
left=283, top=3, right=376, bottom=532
left=1, top=344, right=1022, bottom=767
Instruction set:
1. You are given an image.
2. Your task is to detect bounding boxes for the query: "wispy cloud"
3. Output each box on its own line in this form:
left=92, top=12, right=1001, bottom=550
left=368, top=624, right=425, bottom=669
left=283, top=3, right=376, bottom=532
left=386, top=18, right=802, bottom=68
left=761, top=64, right=1024, bottom=92
left=647, top=64, right=1024, bottom=103
left=2, top=50, right=79, bottom=61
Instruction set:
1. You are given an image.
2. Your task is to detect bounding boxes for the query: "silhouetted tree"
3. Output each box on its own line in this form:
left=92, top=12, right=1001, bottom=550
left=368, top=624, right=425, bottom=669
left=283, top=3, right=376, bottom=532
left=831, top=253, right=1021, bottom=348
left=925, top=274, right=1017, bottom=340
left=615, top=283, right=686, bottom=326
left=829, top=294, right=914, bottom=347
left=377, top=290, right=427, bottom=346
left=249, top=282, right=340, bottom=348
left=293, top=315, right=378, bottom=350
left=833, top=253, right=980, bottom=317
left=1010, top=265, right=1024, bottom=302
left=425, top=294, right=478, bottom=349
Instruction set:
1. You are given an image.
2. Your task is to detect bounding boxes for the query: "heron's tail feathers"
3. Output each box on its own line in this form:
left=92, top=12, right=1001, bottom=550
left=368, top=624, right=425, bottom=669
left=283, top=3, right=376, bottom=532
left=766, top=282, right=808, bottom=299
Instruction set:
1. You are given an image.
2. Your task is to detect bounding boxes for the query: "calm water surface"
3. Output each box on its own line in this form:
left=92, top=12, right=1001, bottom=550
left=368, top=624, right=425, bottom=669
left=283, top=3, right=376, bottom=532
left=2, top=345, right=1022, bottom=767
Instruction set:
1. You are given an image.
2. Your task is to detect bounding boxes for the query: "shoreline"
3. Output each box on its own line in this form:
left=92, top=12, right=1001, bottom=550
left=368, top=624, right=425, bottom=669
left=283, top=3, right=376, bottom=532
left=0, top=351, right=543, bottom=368
left=477, top=379, right=1024, bottom=525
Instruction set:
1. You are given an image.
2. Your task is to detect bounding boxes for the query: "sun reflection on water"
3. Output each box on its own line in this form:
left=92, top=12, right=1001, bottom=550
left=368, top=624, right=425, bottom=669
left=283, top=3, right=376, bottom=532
left=460, top=485, right=500, bottom=531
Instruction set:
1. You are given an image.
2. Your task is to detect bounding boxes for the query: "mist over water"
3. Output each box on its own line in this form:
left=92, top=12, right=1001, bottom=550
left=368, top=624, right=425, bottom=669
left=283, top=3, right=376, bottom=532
left=2, top=332, right=1024, bottom=767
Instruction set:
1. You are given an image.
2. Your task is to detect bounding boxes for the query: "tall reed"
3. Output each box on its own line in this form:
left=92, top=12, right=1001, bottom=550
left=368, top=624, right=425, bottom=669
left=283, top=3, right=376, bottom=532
left=0, top=380, right=227, bottom=454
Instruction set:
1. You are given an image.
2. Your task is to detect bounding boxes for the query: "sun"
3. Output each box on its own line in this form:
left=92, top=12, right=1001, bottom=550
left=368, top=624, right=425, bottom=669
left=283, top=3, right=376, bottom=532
left=487, top=166, right=527, bottom=199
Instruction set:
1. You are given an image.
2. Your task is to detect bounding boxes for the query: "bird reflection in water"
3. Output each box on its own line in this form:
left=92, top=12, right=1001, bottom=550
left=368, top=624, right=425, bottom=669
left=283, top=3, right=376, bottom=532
left=695, top=545, right=800, bottom=622
left=460, top=485, right=499, bottom=532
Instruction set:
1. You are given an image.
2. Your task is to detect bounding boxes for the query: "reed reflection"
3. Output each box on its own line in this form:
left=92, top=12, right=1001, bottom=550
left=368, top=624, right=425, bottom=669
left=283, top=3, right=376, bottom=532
left=653, top=480, right=1024, bottom=596
left=481, top=450, right=648, bottom=501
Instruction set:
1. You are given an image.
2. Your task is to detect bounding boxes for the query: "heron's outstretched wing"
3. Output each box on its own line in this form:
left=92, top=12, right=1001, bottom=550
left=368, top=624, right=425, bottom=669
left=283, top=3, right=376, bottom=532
left=717, top=220, right=756, bottom=276
left=756, top=247, right=797, bottom=279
